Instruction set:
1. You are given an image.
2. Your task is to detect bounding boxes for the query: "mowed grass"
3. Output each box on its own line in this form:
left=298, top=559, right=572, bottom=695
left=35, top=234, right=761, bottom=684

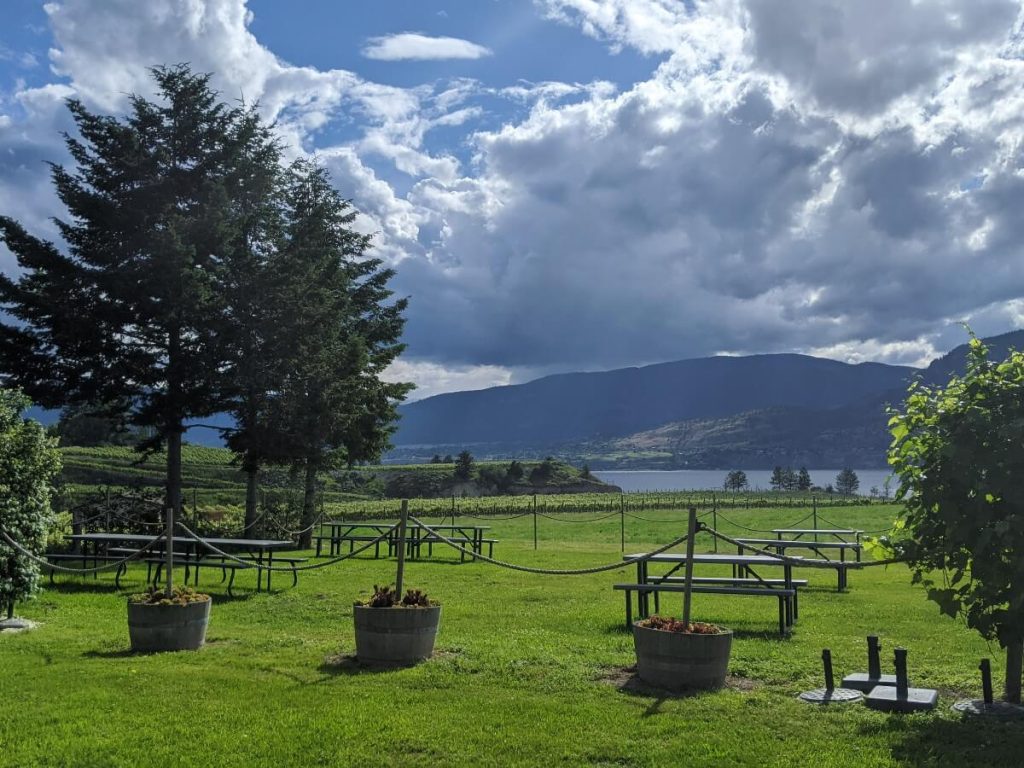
left=2, top=504, right=1022, bottom=767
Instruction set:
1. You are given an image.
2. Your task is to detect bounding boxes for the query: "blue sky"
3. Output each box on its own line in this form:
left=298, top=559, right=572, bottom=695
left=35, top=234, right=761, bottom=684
left=2, top=1, right=1024, bottom=400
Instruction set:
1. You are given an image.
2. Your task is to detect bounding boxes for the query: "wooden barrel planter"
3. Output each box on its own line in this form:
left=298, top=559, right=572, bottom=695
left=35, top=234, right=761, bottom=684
left=128, top=598, right=211, bottom=652
left=632, top=621, right=732, bottom=691
left=354, top=605, right=440, bottom=665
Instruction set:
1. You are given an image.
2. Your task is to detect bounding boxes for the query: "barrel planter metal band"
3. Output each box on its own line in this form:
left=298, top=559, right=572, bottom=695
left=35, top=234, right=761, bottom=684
left=632, top=622, right=732, bottom=691
left=354, top=605, right=440, bottom=665
left=128, top=598, right=211, bottom=652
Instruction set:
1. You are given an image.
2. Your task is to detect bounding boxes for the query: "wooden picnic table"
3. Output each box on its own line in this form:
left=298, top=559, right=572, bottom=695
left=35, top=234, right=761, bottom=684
left=411, top=524, right=492, bottom=559
left=735, top=536, right=862, bottom=590
left=315, top=521, right=494, bottom=560
left=621, top=552, right=801, bottom=634
left=67, top=532, right=294, bottom=591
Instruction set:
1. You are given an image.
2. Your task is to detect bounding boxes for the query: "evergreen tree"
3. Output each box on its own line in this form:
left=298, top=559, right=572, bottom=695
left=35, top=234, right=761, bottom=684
left=835, top=468, right=859, bottom=495
left=770, top=466, right=786, bottom=491
left=797, top=467, right=812, bottom=492
left=454, top=450, right=474, bottom=481
left=268, top=160, right=411, bottom=547
left=214, top=111, right=289, bottom=531
left=0, top=66, right=259, bottom=519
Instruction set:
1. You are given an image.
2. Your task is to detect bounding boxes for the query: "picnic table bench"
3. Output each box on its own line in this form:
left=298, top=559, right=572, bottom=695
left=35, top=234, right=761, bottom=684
left=620, top=552, right=803, bottom=636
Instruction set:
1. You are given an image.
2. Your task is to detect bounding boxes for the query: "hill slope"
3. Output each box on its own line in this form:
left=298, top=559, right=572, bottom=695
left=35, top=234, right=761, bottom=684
left=395, top=354, right=913, bottom=446
left=391, top=330, right=1024, bottom=468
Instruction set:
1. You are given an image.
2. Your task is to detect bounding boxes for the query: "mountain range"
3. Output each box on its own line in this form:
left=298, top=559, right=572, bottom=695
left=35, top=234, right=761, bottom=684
left=387, top=330, right=1024, bottom=469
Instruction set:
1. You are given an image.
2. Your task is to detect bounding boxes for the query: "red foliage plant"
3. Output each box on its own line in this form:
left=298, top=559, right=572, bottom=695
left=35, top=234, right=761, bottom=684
left=638, top=615, right=723, bottom=634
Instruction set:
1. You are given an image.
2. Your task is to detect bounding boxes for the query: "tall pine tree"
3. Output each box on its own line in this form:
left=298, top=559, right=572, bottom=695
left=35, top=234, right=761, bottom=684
left=0, top=65, right=262, bottom=518
left=269, top=160, right=412, bottom=547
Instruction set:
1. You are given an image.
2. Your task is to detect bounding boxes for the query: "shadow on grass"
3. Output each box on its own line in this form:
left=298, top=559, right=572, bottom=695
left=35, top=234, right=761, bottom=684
left=82, top=648, right=137, bottom=659
left=317, top=652, right=420, bottom=678
left=862, top=711, right=1024, bottom=767
left=728, top=628, right=791, bottom=642
left=598, top=665, right=755, bottom=716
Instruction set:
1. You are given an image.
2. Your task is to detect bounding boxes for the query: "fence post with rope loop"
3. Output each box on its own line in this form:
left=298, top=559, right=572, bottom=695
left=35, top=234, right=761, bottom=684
left=164, top=505, right=175, bottom=598
left=395, top=500, right=409, bottom=597
left=533, top=494, right=538, bottom=551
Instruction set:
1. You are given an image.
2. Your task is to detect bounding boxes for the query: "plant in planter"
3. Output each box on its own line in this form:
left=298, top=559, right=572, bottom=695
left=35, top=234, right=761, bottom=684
left=127, top=585, right=211, bottom=652
left=632, top=615, right=733, bottom=691
left=353, top=584, right=441, bottom=665
left=631, top=507, right=733, bottom=692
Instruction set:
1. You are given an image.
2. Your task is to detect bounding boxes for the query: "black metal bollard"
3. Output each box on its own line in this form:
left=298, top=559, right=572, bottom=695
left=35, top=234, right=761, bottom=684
left=894, top=648, right=909, bottom=699
left=823, top=649, right=835, bottom=691
left=868, top=635, right=881, bottom=680
left=981, top=659, right=994, bottom=705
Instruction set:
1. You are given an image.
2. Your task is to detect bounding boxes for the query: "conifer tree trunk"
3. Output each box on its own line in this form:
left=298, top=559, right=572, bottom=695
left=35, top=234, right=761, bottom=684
left=299, top=461, right=318, bottom=549
left=166, top=428, right=183, bottom=528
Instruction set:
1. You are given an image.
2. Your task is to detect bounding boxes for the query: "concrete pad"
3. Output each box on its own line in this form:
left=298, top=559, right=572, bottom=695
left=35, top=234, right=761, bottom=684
left=865, top=685, right=938, bottom=713
left=0, top=618, right=36, bottom=633
left=842, top=672, right=900, bottom=692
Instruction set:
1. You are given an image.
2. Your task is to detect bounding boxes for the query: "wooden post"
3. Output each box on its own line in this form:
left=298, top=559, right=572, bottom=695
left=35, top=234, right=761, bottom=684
left=682, top=506, right=698, bottom=628
left=813, top=496, right=818, bottom=541
left=533, top=494, right=538, bottom=550
left=712, top=494, right=718, bottom=553
left=164, top=505, right=174, bottom=599
left=620, top=494, right=625, bottom=552
left=395, top=499, right=409, bottom=597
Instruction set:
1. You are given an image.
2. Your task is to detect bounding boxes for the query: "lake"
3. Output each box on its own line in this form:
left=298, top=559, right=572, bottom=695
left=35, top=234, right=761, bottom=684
left=592, top=469, right=895, bottom=495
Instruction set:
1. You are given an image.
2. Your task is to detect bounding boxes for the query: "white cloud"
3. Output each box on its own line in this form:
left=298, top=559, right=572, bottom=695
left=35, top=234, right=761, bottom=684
left=382, top=359, right=512, bottom=400
left=4, top=0, right=1024, bottom=396
left=362, top=33, right=492, bottom=61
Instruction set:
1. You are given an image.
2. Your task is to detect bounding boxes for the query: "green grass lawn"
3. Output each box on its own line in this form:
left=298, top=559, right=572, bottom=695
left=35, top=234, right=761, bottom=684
left=1, top=504, right=1020, bottom=767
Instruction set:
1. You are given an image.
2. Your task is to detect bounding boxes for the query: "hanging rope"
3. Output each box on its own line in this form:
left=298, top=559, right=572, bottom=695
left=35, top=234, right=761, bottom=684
left=175, top=521, right=392, bottom=572
left=536, top=511, right=621, bottom=523
left=450, top=510, right=535, bottom=521
left=261, top=510, right=326, bottom=538
left=709, top=509, right=815, bottom=534
left=241, top=508, right=271, bottom=533
left=0, top=527, right=167, bottom=575
left=407, top=516, right=695, bottom=575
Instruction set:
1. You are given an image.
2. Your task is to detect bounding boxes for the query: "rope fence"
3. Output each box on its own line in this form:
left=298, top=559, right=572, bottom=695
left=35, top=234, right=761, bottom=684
left=0, top=527, right=168, bottom=575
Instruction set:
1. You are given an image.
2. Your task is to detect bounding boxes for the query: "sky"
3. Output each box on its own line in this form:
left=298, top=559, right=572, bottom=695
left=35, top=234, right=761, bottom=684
left=2, top=1, right=1024, bottom=400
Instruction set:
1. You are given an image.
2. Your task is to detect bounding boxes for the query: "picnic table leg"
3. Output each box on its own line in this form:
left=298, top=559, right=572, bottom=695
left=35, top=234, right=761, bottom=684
left=778, top=597, right=786, bottom=636
left=625, top=590, right=632, bottom=628
left=267, top=551, right=273, bottom=592
left=786, top=564, right=796, bottom=622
